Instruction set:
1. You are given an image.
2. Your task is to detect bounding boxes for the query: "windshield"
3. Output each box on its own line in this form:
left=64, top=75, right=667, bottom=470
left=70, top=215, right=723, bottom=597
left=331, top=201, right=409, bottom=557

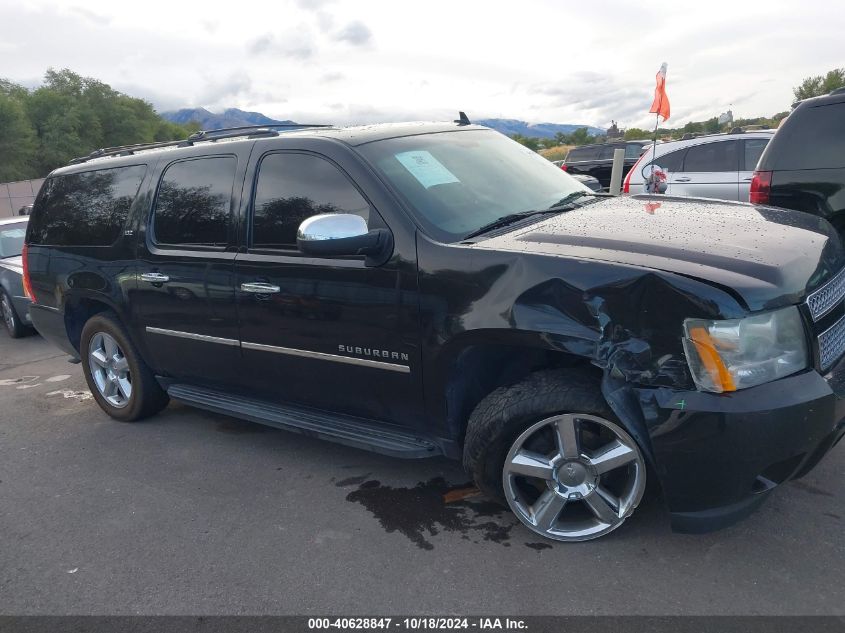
left=358, top=129, right=590, bottom=242
left=0, top=221, right=27, bottom=258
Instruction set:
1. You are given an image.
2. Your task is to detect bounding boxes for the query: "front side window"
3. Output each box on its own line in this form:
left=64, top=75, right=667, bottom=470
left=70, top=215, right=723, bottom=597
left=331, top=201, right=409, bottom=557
left=251, top=153, right=370, bottom=250
left=358, top=129, right=588, bottom=242
left=0, top=221, right=28, bottom=258
left=625, top=143, right=646, bottom=159
left=27, top=165, right=146, bottom=246
left=682, top=141, right=739, bottom=173
left=153, top=157, right=237, bottom=247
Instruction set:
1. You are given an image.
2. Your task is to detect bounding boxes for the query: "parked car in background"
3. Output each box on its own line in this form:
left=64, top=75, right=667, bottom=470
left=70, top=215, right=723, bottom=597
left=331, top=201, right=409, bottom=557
left=0, top=216, right=32, bottom=338
left=562, top=140, right=650, bottom=188
left=18, top=205, right=33, bottom=216
left=552, top=162, right=603, bottom=192
left=624, top=130, right=773, bottom=201
left=751, top=88, right=845, bottom=234
left=24, top=121, right=845, bottom=543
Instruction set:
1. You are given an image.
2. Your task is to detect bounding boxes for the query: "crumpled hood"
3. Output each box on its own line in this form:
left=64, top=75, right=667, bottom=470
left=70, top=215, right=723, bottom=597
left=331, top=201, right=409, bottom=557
left=473, top=194, right=845, bottom=312
left=0, top=255, right=23, bottom=273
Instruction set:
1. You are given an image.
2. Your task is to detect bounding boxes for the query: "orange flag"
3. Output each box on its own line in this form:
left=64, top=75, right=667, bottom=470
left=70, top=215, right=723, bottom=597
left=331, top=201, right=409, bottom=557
left=649, top=62, right=670, bottom=122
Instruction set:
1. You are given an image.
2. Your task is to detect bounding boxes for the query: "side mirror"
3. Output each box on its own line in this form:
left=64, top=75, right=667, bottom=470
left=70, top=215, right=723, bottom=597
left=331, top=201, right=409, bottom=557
left=296, top=214, right=393, bottom=266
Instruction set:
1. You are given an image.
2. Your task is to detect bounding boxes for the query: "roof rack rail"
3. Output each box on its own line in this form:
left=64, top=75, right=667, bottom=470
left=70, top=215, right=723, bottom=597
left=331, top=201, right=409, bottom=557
left=68, top=122, right=334, bottom=165
left=188, top=123, right=332, bottom=141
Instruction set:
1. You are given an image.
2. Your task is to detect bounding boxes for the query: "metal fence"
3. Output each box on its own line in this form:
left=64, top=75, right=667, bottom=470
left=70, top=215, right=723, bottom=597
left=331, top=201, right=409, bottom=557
left=0, top=179, right=44, bottom=218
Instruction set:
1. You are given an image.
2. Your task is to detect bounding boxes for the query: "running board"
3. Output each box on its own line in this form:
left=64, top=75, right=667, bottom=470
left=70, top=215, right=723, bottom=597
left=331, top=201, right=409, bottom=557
left=166, top=384, right=440, bottom=459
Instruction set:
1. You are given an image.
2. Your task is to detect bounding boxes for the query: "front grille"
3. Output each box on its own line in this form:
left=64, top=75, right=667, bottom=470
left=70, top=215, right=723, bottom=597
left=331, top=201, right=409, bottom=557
left=818, top=314, right=845, bottom=371
left=807, top=266, right=845, bottom=322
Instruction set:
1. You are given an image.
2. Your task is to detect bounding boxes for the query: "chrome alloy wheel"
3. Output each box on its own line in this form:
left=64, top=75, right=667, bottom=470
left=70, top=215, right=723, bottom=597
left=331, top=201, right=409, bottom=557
left=1, top=294, right=13, bottom=332
left=503, top=413, right=646, bottom=542
left=88, top=332, right=132, bottom=408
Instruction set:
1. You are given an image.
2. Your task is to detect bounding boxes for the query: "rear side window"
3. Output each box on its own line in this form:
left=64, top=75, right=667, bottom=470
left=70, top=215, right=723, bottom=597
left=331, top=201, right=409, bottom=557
left=567, top=146, right=600, bottom=161
left=152, top=157, right=237, bottom=247
left=27, top=165, right=146, bottom=246
left=743, top=138, right=769, bottom=171
left=770, top=103, right=845, bottom=170
left=681, top=141, right=738, bottom=173
left=251, top=153, right=370, bottom=250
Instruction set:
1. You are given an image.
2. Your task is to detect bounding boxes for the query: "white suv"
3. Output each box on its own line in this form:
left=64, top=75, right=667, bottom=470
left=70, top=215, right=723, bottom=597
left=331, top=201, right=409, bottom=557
left=623, top=130, right=774, bottom=201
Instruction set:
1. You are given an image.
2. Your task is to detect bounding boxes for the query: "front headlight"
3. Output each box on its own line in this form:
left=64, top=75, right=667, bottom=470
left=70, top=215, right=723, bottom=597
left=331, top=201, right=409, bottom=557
left=682, top=306, right=809, bottom=393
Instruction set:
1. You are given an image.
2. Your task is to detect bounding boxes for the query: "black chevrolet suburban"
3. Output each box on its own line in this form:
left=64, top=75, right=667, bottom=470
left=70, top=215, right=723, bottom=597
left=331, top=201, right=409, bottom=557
left=24, top=121, right=845, bottom=542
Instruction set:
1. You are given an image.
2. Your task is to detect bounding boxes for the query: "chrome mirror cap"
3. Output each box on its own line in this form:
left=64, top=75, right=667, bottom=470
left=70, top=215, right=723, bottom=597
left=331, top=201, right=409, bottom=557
left=297, top=214, right=368, bottom=242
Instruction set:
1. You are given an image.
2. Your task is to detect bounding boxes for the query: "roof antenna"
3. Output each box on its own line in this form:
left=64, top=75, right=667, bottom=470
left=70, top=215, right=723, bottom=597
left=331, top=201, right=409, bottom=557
left=454, top=111, right=471, bottom=126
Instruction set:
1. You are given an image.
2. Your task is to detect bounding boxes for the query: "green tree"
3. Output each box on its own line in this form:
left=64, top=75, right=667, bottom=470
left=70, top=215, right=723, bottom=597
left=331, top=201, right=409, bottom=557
left=0, top=91, right=37, bottom=181
left=553, top=131, right=567, bottom=146
left=1, top=68, right=198, bottom=178
left=566, top=127, right=593, bottom=146
left=510, top=134, right=540, bottom=150
left=624, top=127, right=649, bottom=140
left=793, top=68, right=845, bottom=101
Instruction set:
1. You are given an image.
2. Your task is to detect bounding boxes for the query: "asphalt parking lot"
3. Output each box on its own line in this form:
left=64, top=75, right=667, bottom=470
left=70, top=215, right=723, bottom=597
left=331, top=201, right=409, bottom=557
left=0, top=332, right=843, bottom=616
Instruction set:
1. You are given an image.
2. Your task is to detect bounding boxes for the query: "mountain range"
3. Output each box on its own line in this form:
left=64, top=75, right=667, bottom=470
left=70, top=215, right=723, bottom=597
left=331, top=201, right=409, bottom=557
left=160, top=108, right=606, bottom=139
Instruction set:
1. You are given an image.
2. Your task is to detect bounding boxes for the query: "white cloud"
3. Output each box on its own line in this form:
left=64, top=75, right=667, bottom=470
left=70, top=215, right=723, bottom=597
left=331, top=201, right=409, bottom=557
left=2, top=0, right=843, bottom=129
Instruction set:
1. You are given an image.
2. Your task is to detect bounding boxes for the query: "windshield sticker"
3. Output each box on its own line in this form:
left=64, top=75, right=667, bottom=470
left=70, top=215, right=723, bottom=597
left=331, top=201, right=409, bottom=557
left=395, top=151, right=460, bottom=189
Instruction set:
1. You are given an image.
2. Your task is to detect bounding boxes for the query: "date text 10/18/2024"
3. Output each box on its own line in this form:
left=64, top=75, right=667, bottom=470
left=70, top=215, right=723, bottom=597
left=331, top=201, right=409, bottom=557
left=308, top=618, right=528, bottom=630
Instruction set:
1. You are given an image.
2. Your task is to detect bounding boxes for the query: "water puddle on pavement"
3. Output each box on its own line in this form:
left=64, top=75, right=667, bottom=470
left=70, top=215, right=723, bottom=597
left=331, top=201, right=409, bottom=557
left=341, top=476, right=534, bottom=550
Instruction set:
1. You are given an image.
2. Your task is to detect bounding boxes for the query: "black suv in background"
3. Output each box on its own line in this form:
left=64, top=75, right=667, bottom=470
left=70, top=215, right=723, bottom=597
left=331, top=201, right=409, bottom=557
left=24, top=121, right=845, bottom=543
left=562, top=140, right=649, bottom=188
left=752, top=88, right=845, bottom=232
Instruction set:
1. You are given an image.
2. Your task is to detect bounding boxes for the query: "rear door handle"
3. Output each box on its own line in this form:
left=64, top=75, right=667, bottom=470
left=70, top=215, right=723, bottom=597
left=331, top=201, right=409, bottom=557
left=140, top=272, right=170, bottom=283
left=675, top=177, right=692, bottom=182
left=241, top=282, right=281, bottom=294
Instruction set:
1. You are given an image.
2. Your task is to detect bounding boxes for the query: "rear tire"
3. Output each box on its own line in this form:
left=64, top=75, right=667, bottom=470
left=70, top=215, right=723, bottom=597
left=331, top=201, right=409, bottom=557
left=80, top=312, right=169, bottom=421
left=463, top=369, right=647, bottom=542
left=1, top=290, right=27, bottom=338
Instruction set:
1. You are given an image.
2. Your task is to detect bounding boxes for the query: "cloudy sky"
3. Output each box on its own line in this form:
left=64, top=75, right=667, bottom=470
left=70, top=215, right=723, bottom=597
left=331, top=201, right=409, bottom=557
left=2, top=0, right=843, bottom=129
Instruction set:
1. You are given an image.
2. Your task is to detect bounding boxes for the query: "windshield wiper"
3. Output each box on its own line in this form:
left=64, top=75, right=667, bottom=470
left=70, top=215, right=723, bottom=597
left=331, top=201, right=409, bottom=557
left=547, top=191, right=595, bottom=208
left=463, top=209, right=564, bottom=240
left=463, top=192, right=595, bottom=240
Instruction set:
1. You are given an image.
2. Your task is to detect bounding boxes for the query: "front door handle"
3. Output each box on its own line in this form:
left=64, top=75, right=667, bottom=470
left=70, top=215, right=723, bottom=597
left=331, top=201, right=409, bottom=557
left=675, top=177, right=692, bottom=182
left=241, top=282, right=281, bottom=294
left=140, top=272, right=170, bottom=283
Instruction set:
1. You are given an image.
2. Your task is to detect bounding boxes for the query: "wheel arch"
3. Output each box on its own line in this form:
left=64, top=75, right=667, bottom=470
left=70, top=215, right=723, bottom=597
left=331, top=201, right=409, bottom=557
left=435, top=329, right=602, bottom=447
left=62, top=292, right=129, bottom=354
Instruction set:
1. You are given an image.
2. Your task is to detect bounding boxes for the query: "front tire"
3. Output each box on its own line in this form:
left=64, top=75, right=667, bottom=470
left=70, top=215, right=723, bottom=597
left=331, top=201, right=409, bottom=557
left=463, top=369, right=647, bottom=542
left=80, top=312, right=169, bottom=421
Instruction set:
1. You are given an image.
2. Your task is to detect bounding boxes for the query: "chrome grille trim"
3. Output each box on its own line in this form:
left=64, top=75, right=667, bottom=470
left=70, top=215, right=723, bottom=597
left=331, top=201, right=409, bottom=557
left=818, top=314, right=845, bottom=371
left=806, top=266, right=845, bottom=322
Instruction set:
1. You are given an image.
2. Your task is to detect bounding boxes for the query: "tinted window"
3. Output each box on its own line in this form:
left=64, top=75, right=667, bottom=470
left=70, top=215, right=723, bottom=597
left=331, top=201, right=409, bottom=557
left=567, top=146, right=601, bottom=161
left=772, top=103, right=845, bottom=170
left=153, top=157, right=236, bottom=247
left=682, top=141, right=738, bottom=172
left=646, top=148, right=686, bottom=175
left=743, top=138, right=769, bottom=171
left=0, top=220, right=27, bottom=258
left=252, top=153, right=370, bottom=249
left=625, top=143, right=646, bottom=159
left=27, top=165, right=146, bottom=246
